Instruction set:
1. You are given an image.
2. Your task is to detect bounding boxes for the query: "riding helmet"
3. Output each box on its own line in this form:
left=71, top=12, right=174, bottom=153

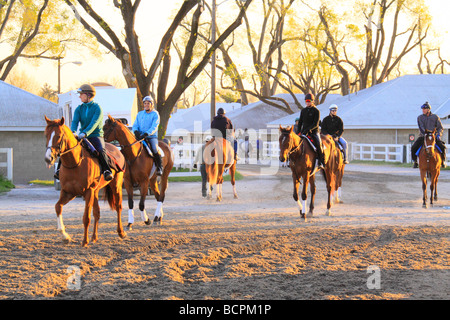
left=77, top=84, right=96, bottom=97
left=143, top=96, right=154, bottom=104
left=421, top=102, right=431, bottom=110
left=329, top=104, right=338, bottom=110
left=304, top=92, right=314, bottom=101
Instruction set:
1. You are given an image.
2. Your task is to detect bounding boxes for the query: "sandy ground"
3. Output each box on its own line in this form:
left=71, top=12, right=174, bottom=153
left=0, top=163, right=448, bottom=300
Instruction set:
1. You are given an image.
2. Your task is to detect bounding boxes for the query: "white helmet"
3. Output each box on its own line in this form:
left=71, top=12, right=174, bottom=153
left=329, top=104, right=338, bottom=110
left=205, top=135, right=212, bottom=142
left=143, top=96, right=154, bottom=104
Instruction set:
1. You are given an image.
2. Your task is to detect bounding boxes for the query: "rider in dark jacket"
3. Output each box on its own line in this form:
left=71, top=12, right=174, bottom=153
left=295, top=93, right=325, bottom=169
left=321, top=104, right=349, bottom=164
left=211, top=108, right=237, bottom=160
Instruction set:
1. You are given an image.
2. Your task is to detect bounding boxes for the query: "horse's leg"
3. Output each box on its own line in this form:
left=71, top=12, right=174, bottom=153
left=421, top=172, right=427, bottom=208
left=82, top=189, right=95, bottom=247
left=216, top=166, right=224, bottom=202
left=293, top=178, right=302, bottom=217
left=149, top=176, right=164, bottom=225
left=91, top=190, right=100, bottom=243
left=307, top=175, right=316, bottom=219
left=55, top=190, right=75, bottom=243
left=230, top=162, right=238, bottom=199
left=138, top=179, right=150, bottom=225
left=300, top=174, right=309, bottom=221
left=325, top=173, right=333, bottom=216
left=124, top=175, right=135, bottom=230
left=113, top=173, right=126, bottom=239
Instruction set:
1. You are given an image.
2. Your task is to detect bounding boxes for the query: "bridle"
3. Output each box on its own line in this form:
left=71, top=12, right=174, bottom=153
left=281, top=131, right=303, bottom=157
left=104, top=119, right=144, bottom=163
left=46, top=128, right=82, bottom=168
left=424, top=132, right=436, bottom=155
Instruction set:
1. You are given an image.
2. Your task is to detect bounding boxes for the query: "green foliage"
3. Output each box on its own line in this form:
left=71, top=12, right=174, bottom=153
left=0, top=176, right=15, bottom=193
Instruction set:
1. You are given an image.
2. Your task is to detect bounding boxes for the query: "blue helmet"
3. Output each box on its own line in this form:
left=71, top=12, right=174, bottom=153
left=421, top=102, right=431, bottom=110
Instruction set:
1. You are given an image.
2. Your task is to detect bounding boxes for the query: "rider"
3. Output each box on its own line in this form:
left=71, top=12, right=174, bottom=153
left=320, top=104, right=349, bottom=164
left=132, top=95, right=163, bottom=176
left=211, top=107, right=238, bottom=160
left=411, top=102, right=447, bottom=168
left=63, top=84, right=113, bottom=181
left=295, top=92, right=325, bottom=169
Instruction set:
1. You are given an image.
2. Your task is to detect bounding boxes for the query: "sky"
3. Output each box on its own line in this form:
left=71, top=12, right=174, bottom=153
left=11, top=0, right=450, bottom=95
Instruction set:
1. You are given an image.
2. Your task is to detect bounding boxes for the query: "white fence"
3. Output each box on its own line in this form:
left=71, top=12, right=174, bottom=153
left=171, top=142, right=450, bottom=167
left=0, top=148, right=13, bottom=181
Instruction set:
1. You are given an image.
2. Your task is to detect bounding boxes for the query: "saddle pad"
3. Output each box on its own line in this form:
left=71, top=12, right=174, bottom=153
left=143, top=140, right=165, bottom=158
left=105, top=143, right=126, bottom=172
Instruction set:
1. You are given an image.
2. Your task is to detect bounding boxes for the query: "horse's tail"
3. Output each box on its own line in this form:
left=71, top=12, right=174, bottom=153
left=103, top=184, right=118, bottom=211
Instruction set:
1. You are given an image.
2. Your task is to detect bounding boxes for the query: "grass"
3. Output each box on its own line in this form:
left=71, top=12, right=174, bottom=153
left=0, top=176, right=15, bottom=193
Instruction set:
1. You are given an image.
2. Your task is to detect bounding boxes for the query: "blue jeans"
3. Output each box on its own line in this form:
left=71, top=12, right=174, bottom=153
left=337, top=137, right=348, bottom=159
left=145, top=137, right=159, bottom=155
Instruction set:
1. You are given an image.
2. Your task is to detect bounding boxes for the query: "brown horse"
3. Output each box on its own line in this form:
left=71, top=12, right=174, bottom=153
left=322, top=135, right=345, bottom=216
left=103, top=115, right=174, bottom=228
left=279, top=126, right=317, bottom=220
left=418, top=129, right=441, bottom=208
left=44, top=116, right=126, bottom=247
left=203, top=137, right=238, bottom=201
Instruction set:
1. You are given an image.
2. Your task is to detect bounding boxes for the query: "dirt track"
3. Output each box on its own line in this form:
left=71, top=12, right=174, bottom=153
left=0, top=163, right=449, bottom=300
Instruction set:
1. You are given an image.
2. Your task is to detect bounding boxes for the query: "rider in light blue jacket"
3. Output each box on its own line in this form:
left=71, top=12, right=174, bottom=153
left=132, top=96, right=163, bottom=175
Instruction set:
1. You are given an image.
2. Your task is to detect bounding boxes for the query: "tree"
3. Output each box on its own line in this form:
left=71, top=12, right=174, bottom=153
left=316, top=0, right=431, bottom=94
left=0, top=0, right=50, bottom=80
left=40, top=83, right=58, bottom=102
left=64, top=0, right=253, bottom=138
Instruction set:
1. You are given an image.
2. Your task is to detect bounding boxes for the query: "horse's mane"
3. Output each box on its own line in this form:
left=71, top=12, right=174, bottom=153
left=44, top=119, right=71, bottom=137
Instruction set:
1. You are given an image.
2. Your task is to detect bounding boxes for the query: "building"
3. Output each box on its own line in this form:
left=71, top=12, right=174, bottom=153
left=0, top=81, right=62, bottom=184
left=268, top=74, right=450, bottom=145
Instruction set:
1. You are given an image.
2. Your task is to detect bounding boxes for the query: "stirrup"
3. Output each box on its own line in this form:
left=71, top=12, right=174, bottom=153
left=156, top=167, right=163, bottom=176
left=54, top=170, right=60, bottom=180
left=413, top=162, right=418, bottom=169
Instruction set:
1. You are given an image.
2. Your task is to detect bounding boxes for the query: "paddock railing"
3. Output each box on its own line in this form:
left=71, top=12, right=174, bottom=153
left=171, top=142, right=450, bottom=167
left=0, top=148, right=13, bottom=181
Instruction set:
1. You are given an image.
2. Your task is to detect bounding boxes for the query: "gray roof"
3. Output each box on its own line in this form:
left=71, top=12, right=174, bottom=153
left=0, top=81, right=61, bottom=130
left=167, top=93, right=340, bottom=135
left=269, top=74, right=450, bottom=129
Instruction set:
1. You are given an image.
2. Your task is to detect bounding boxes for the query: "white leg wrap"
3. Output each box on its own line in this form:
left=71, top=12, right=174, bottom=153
left=297, top=200, right=303, bottom=212
left=155, top=202, right=163, bottom=217
left=140, top=209, right=148, bottom=222
left=302, top=200, right=307, bottom=213
left=128, top=209, right=134, bottom=224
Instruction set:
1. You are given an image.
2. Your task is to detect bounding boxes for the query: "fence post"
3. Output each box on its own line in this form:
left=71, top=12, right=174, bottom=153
left=0, top=148, right=13, bottom=181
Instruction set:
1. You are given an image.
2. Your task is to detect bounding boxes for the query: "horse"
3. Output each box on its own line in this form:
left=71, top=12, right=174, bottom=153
left=418, top=129, right=441, bottom=208
left=103, top=115, right=174, bottom=228
left=322, top=135, right=345, bottom=215
left=279, top=126, right=318, bottom=220
left=203, top=137, right=238, bottom=201
left=44, top=116, right=126, bottom=247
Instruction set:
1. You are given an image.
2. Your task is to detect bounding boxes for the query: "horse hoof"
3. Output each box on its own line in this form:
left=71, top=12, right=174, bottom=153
left=153, top=216, right=160, bottom=226
left=119, top=232, right=127, bottom=239
left=127, top=223, right=133, bottom=231
left=306, top=212, right=313, bottom=219
left=422, top=204, right=427, bottom=209
left=144, top=219, right=152, bottom=226
left=234, top=195, right=239, bottom=199
left=325, top=209, right=332, bottom=216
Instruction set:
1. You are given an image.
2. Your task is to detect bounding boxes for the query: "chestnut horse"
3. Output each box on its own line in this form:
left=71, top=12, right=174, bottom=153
left=44, top=116, right=126, bottom=247
left=103, top=115, right=174, bottom=228
left=323, top=136, right=345, bottom=216
left=203, top=137, right=238, bottom=201
left=418, top=129, right=441, bottom=208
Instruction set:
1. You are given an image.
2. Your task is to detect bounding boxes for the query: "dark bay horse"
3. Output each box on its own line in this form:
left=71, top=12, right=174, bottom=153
left=103, top=115, right=174, bottom=228
left=279, top=126, right=318, bottom=221
left=44, top=116, right=126, bottom=247
left=203, top=137, right=238, bottom=201
left=418, top=129, right=441, bottom=208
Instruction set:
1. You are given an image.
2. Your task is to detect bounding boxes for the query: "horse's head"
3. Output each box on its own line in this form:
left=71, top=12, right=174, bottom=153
left=279, top=125, right=295, bottom=162
left=44, top=116, right=67, bottom=167
left=424, top=129, right=437, bottom=155
left=103, top=115, right=120, bottom=142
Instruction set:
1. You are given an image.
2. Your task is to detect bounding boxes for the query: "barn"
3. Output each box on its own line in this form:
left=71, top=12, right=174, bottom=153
left=269, top=74, right=450, bottom=145
left=0, top=81, right=62, bottom=184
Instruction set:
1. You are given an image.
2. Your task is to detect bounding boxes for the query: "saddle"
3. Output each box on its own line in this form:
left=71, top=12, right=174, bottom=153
left=142, top=140, right=165, bottom=158
left=81, top=139, right=125, bottom=172
left=300, top=134, right=317, bottom=152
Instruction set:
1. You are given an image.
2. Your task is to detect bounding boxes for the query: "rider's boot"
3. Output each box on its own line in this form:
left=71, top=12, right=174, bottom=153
left=99, top=151, right=113, bottom=181
left=153, top=152, right=163, bottom=176
left=441, top=152, right=447, bottom=168
left=412, top=155, right=419, bottom=168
